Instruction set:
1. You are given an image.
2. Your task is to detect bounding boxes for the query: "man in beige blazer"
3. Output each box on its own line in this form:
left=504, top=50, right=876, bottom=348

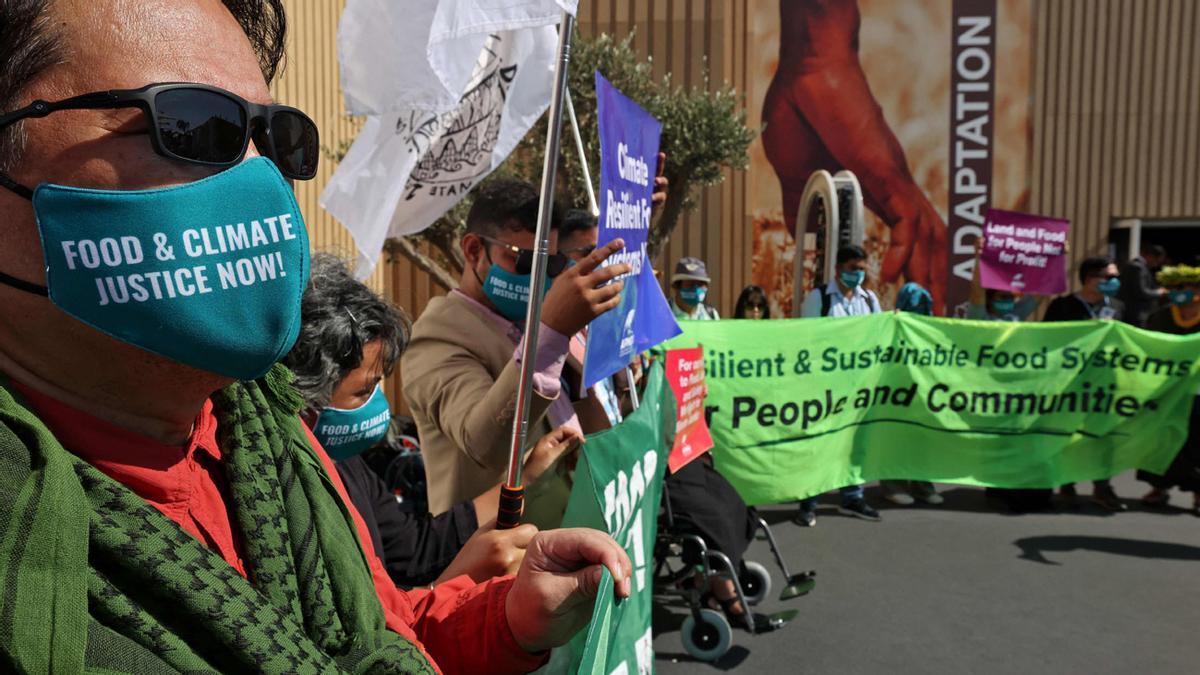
left=402, top=178, right=632, bottom=529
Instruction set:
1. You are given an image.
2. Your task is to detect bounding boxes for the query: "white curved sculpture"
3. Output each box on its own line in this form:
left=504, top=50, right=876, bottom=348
left=791, top=170, right=866, bottom=316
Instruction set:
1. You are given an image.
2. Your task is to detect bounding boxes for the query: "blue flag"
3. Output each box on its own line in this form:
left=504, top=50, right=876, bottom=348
left=583, top=72, right=681, bottom=388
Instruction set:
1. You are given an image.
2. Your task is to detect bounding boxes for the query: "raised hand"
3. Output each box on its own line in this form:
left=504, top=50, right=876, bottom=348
left=541, top=239, right=631, bottom=336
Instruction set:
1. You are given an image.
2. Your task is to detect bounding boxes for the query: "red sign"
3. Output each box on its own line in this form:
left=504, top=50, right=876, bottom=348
left=665, top=347, right=714, bottom=473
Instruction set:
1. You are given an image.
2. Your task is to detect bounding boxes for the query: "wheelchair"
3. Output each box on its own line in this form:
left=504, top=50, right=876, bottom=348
left=652, top=482, right=816, bottom=662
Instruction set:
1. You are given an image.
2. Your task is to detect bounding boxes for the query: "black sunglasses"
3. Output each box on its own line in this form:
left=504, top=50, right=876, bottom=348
left=481, top=235, right=571, bottom=278
left=0, top=82, right=318, bottom=195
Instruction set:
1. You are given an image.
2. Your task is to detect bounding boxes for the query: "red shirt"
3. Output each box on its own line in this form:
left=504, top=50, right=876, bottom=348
left=13, top=382, right=546, bottom=675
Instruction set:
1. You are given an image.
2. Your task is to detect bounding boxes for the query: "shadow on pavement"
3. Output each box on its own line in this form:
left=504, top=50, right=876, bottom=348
left=655, top=647, right=750, bottom=670
left=755, top=486, right=1156, bottom=524
left=1014, top=535, right=1200, bottom=565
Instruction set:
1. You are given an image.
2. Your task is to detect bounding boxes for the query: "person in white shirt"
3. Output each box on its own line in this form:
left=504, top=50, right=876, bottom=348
left=795, top=245, right=882, bottom=525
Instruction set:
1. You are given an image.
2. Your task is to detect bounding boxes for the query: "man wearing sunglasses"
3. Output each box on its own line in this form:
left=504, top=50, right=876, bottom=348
left=403, top=179, right=638, bottom=533
left=0, top=2, right=632, bottom=673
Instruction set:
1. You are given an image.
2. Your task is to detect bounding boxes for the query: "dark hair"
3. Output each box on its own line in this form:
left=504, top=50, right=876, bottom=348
left=1078, top=256, right=1114, bottom=284
left=734, top=285, right=771, bottom=318
left=466, top=177, right=563, bottom=237
left=0, top=0, right=287, bottom=171
left=284, top=253, right=411, bottom=411
left=836, top=245, right=868, bottom=265
left=1141, top=243, right=1166, bottom=258
left=560, top=209, right=597, bottom=241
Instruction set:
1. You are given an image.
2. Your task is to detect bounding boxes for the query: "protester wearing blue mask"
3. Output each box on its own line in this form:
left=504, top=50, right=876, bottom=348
left=797, top=245, right=882, bottom=524
left=402, top=178, right=643, bottom=530
left=671, top=257, right=720, bottom=320
left=1137, top=265, right=1200, bottom=514
left=965, top=239, right=1041, bottom=322
left=0, top=4, right=633, bottom=670
left=1044, top=256, right=1127, bottom=511
left=800, top=244, right=883, bottom=321
left=287, top=254, right=586, bottom=590
left=881, top=283, right=945, bottom=507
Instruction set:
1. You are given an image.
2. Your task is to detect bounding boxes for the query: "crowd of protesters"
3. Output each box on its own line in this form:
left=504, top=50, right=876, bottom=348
left=1, top=2, right=1197, bottom=672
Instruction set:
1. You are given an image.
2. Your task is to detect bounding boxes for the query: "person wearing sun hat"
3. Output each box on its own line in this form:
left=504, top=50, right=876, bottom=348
left=670, top=257, right=720, bottom=320
left=1138, top=264, right=1200, bottom=514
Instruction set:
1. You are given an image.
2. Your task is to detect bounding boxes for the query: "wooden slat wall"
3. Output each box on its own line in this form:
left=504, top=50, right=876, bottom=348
left=270, top=1, right=381, bottom=284
left=1029, top=0, right=1200, bottom=282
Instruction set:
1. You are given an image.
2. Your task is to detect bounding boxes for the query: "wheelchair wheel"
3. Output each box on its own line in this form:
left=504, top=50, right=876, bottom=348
left=739, top=560, right=772, bottom=606
left=680, top=608, right=733, bottom=662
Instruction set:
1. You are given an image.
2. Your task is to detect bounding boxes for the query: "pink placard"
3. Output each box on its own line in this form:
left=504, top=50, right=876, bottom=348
left=979, top=208, right=1069, bottom=295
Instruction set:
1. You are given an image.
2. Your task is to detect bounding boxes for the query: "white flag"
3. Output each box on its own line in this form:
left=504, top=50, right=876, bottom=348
left=321, top=0, right=578, bottom=278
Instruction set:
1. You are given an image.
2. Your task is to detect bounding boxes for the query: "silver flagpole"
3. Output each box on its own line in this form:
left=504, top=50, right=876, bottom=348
left=497, top=11, right=575, bottom=530
left=565, top=89, right=600, bottom=217
left=624, top=366, right=640, bottom=410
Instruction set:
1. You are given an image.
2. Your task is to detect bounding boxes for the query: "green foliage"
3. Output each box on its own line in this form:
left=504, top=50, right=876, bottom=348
left=328, top=28, right=755, bottom=284
left=1156, top=265, right=1200, bottom=287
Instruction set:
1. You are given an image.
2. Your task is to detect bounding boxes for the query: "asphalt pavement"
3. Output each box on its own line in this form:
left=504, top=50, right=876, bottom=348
left=652, top=470, right=1200, bottom=674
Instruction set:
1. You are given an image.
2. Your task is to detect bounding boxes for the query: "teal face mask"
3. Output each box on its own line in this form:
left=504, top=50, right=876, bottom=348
left=839, top=270, right=866, bottom=289
left=679, top=286, right=707, bottom=306
left=0, top=158, right=309, bottom=380
left=312, top=384, right=392, bottom=460
left=1097, top=277, right=1121, bottom=296
left=1169, top=289, right=1195, bottom=306
left=992, top=299, right=1016, bottom=315
left=481, top=263, right=552, bottom=323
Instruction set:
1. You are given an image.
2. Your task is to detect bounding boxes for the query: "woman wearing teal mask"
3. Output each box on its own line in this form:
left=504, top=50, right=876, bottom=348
left=965, top=238, right=1040, bottom=322
left=286, top=254, right=583, bottom=588
left=1137, top=265, right=1200, bottom=514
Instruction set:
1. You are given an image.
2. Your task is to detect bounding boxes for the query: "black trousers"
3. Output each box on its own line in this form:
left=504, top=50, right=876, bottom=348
left=664, top=458, right=757, bottom=568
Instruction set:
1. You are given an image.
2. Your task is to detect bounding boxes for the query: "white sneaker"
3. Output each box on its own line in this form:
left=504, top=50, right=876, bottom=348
left=882, top=491, right=914, bottom=505
left=910, top=481, right=943, bottom=505
left=915, top=491, right=944, bottom=505
left=881, top=480, right=914, bottom=505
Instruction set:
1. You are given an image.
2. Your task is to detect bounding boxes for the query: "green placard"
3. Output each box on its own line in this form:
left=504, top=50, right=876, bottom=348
left=540, top=363, right=673, bottom=675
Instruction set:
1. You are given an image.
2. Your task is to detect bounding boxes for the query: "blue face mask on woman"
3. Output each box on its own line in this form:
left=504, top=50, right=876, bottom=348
left=312, top=384, right=392, bottom=460
left=0, top=157, right=309, bottom=380
left=1169, top=289, right=1196, bottom=307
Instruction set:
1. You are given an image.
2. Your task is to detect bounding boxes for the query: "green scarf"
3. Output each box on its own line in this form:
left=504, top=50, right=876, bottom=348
left=0, top=365, right=436, bottom=674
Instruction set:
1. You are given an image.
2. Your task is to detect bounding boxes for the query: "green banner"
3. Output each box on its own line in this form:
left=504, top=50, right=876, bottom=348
left=540, top=364, right=673, bottom=675
left=664, top=313, right=1200, bottom=505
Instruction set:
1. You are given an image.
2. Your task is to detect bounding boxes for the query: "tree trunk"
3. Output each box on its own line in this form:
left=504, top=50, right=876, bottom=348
left=648, top=168, right=693, bottom=261
left=386, top=237, right=460, bottom=290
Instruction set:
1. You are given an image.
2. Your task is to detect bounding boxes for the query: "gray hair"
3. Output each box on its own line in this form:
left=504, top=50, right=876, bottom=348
left=283, top=253, right=410, bottom=411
